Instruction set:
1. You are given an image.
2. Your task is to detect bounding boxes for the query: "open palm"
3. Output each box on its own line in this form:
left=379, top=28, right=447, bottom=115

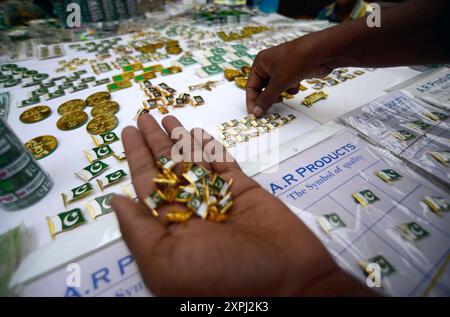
left=111, top=114, right=371, bottom=296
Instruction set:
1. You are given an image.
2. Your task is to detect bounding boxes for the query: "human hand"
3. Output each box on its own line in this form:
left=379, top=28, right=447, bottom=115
left=111, top=114, right=372, bottom=296
left=246, top=36, right=333, bottom=117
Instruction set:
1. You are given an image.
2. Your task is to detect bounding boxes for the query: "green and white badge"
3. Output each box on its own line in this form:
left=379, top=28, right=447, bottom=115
left=144, top=190, right=166, bottom=217
left=424, top=111, right=448, bottom=122
left=405, top=120, right=432, bottom=133
left=361, top=255, right=396, bottom=277
left=318, top=213, right=346, bottom=235
left=47, top=208, right=86, bottom=239
left=157, top=156, right=176, bottom=170
left=76, top=160, right=109, bottom=181
left=97, top=169, right=127, bottom=190
left=86, top=193, right=114, bottom=219
left=84, top=144, right=114, bottom=163
left=396, top=222, right=429, bottom=244
left=196, top=64, right=223, bottom=78
left=423, top=196, right=449, bottom=217
left=352, top=190, right=379, bottom=208
left=390, top=129, right=416, bottom=142
left=183, top=164, right=209, bottom=184
left=91, top=131, right=120, bottom=146
left=218, top=192, right=233, bottom=214
left=188, top=196, right=208, bottom=219
left=210, top=174, right=232, bottom=197
left=428, top=151, right=449, bottom=166
left=62, top=182, right=94, bottom=207
left=375, top=169, right=402, bottom=183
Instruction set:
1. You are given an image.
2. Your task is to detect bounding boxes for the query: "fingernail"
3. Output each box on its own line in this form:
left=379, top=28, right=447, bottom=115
left=253, top=106, right=263, bottom=117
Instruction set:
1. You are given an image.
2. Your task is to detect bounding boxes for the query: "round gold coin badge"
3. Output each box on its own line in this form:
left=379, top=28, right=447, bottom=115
left=87, top=114, right=118, bottom=135
left=91, top=100, right=120, bottom=117
left=25, top=135, right=58, bottom=160
left=86, top=91, right=111, bottom=106
left=58, top=99, right=86, bottom=115
left=57, top=110, right=88, bottom=131
left=19, top=105, right=52, bottom=124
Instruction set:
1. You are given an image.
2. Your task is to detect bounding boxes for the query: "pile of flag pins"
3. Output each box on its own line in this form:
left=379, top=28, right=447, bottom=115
left=144, top=156, right=234, bottom=223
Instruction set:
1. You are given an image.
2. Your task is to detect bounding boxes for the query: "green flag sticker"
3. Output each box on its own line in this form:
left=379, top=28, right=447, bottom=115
left=183, top=164, right=209, bottom=184
left=47, top=208, right=86, bottom=239
left=157, top=156, right=176, bottom=170
left=84, top=145, right=114, bottom=163
left=144, top=190, right=166, bottom=217
left=406, top=120, right=432, bottom=132
left=210, top=174, right=232, bottom=197
left=364, top=255, right=396, bottom=277
left=177, top=57, right=198, bottom=66
left=423, top=196, right=449, bottom=217
left=428, top=151, right=450, bottom=166
left=86, top=193, right=114, bottom=219
left=91, top=131, right=120, bottom=146
left=390, top=129, right=416, bottom=142
left=188, top=196, right=208, bottom=219
left=375, top=169, right=402, bottom=183
left=196, top=64, right=223, bottom=78
left=231, top=44, right=248, bottom=51
left=207, top=55, right=227, bottom=65
left=97, top=169, right=127, bottom=190
left=62, top=182, right=94, bottom=207
left=76, top=160, right=109, bottom=181
left=396, top=222, right=429, bottom=243
left=211, top=47, right=227, bottom=56
left=318, top=213, right=346, bottom=235
left=424, top=111, right=448, bottom=122
left=230, top=59, right=250, bottom=69
left=175, top=188, right=193, bottom=203
left=218, top=192, right=233, bottom=214
left=353, top=190, right=379, bottom=208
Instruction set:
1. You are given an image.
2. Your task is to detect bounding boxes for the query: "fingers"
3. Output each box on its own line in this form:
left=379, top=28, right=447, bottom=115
left=254, top=78, right=283, bottom=116
left=161, top=116, right=212, bottom=171
left=138, top=114, right=174, bottom=160
left=111, top=195, right=172, bottom=272
left=246, top=70, right=265, bottom=115
left=121, top=126, right=158, bottom=201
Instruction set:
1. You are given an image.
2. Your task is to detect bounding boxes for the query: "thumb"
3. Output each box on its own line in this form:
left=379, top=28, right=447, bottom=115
left=254, top=78, right=283, bottom=117
left=111, top=195, right=171, bottom=261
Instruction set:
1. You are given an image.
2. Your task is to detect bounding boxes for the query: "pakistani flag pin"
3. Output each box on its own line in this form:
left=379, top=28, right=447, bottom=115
left=396, top=222, right=429, bottom=245
left=423, top=196, right=449, bottom=217
left=375, top=169, right=402, bottom=184
left=352, top=189, right=379, bottom=208
left=359, top=255, right=396, bottom=278
left=318, top=213, right=346, bottom=235
left=390, top=129, right=416, bottom=142
left=47, top=208, right=86, bottom=239
left=86, top=193, right=114, bottom=219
